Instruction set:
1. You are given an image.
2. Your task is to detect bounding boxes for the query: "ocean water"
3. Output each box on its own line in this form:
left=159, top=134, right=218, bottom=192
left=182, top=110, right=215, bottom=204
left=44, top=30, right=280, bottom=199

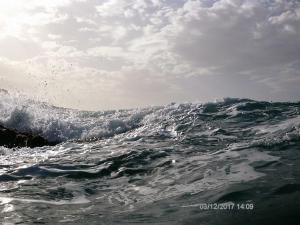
left=0, top=91, right=300, bottom=225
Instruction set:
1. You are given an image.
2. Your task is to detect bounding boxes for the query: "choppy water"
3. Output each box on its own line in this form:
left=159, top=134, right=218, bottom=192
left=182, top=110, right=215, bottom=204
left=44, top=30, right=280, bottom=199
left=0, top=91, right=300, bottom=225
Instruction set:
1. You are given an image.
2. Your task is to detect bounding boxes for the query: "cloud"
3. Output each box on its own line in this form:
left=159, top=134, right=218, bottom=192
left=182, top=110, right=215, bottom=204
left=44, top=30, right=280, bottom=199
left=0, top=0, right=299, bottom=110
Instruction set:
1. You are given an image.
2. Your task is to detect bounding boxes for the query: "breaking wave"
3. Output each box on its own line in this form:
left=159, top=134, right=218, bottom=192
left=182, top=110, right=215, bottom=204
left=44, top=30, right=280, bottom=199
left=0, top=91, right=299, bottom=146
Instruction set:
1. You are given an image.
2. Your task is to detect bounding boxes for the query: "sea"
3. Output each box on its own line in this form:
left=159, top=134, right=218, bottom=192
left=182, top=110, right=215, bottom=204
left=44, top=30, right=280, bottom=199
left=0, top=91, right=300, bottom=225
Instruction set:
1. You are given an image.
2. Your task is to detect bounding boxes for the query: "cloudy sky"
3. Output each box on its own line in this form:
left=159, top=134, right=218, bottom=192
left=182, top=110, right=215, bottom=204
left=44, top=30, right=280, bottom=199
left=0, top=0, right=299, bottom=110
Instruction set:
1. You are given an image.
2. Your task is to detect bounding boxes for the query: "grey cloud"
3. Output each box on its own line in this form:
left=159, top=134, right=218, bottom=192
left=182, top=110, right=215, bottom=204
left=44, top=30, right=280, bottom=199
left=0, top=0, right=299, bottom=110
left=172, top=0, right=300, bottom=72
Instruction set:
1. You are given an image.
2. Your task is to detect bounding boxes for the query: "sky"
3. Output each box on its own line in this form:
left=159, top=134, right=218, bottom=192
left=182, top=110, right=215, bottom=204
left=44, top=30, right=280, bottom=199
left=0, top=0, right=300, bottom=110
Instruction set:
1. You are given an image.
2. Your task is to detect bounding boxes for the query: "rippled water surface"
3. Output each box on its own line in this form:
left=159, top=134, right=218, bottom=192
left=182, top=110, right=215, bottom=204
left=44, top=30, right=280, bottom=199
left=0, top=92, right=300, bottom=224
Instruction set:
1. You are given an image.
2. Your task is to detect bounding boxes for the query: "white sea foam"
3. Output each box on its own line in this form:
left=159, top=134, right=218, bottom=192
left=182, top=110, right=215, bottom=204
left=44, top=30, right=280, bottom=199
left=0, top=91, right=155, bottom=142
left=0, top=195, right=90, bottom=206
left=0, top=92, right=201, bottom=143
left=1, top=91, right=299, bottom=147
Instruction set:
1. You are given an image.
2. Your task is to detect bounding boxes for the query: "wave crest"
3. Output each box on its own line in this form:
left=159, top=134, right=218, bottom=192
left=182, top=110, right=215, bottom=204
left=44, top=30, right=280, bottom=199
left=1, top=91, right=299, bottom=146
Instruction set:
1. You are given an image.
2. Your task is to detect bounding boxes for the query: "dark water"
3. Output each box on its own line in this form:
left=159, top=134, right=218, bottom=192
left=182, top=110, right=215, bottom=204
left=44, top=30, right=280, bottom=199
left=0, top=93, right=300, bottom=224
